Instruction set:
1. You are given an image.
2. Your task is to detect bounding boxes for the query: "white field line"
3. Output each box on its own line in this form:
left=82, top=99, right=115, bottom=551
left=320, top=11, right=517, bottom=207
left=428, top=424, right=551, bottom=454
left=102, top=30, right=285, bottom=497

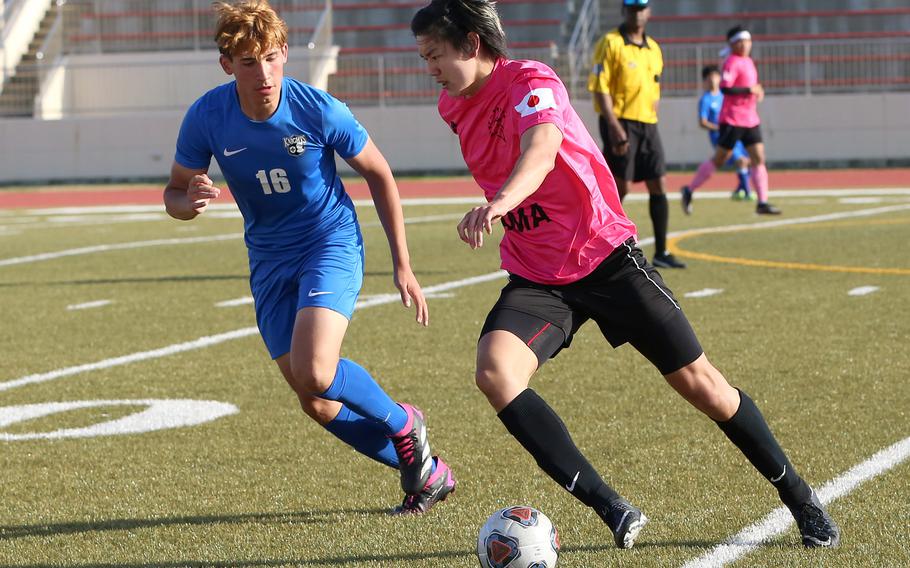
left=0, top=213, right=463, bottom=268
left=0, top=270, right=506, bottom=393
left=214, top=290, right=461, bottom=309
left=66, top=299, right=112, bottom=311
left=15, top=187, right=910, bottom=217
left=1, top=201, right=907, bottom=391
left=0, top=233, right=242, bottom=268
left=848, top=286, right=880, bottom=296
left=684, top=288, right=724, bottom=298
left=215, top=296, right=253, bottom=308
left=680, top=435, right=910, bottom=568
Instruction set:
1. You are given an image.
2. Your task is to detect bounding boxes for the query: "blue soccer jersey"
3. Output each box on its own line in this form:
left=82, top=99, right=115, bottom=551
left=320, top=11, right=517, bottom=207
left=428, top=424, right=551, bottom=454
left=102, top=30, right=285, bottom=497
left=175, top=77, right=369, bottom=260
left=698, top=90, right=723, bottom=146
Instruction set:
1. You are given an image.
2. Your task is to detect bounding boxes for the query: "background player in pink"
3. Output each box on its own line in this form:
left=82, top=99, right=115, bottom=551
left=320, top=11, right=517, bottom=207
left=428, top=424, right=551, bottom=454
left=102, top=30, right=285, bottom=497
left=412, top=0, right=839, bottom=550
left=681, top=26, right=782, bottom=215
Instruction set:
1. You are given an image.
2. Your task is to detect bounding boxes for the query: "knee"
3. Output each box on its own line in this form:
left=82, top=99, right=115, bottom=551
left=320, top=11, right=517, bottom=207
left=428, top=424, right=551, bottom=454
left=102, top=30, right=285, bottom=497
left=475, top=366, right=507, bottom=400
left=299, top=395, right=342, bottom=424
left=670, top=362, right=738, bottom=420
left=290, top=357, right=338, bottom=395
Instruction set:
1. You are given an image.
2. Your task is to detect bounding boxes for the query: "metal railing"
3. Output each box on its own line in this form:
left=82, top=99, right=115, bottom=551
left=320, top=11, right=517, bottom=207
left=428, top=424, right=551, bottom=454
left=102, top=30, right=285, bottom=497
left=565, top=0, right=599, bottom=99
left=61, top=0, right=330, bottom=54
left=659, top=38, right=910, bottom=97
left=328, top=45, right=560, bottom=107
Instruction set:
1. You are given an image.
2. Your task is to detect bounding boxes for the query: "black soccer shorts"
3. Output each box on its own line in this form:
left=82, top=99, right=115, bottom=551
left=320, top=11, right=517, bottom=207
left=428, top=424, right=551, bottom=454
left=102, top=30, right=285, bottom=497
left=717, top=123, right=763, bottom=150
left=480, top=239, right=703, bottom=375
left=598, top=117, right=667, bottom=183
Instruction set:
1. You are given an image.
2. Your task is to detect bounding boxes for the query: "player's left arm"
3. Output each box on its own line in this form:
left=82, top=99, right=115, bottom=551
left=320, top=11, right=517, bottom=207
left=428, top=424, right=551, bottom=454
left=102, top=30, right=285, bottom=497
left=345, top=137, right=428, bottom=326
left=458, top=122, right=562, bottom=249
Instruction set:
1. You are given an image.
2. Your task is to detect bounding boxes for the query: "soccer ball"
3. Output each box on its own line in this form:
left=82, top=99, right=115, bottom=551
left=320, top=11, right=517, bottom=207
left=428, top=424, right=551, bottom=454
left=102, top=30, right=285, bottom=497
left=477, top=506, right=560, bottom=568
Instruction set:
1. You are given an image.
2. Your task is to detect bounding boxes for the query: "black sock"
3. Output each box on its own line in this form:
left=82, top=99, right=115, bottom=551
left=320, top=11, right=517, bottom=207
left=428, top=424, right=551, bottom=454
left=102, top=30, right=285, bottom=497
left=649, top=193, right=669, bottom=254
left=716, top=389, right=812, bottom=507
left=498, top=388, right=621, bottom=511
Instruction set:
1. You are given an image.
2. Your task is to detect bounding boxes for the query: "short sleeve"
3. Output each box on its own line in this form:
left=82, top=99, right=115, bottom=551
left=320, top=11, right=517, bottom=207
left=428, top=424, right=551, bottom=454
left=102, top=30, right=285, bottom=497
left=322, top=96, right=369, bottom=159
left=720, top=57, right=738, bottom=89
left=511, top=74, right=568, bottom=136
left=174, top=101, right=213, bottom=170
left=587, top=36, right=611, bottom=94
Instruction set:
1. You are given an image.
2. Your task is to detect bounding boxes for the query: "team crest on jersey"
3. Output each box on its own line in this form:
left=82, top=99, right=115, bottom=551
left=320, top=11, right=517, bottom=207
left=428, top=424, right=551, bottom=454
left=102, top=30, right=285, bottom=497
left=283, top=134, right=307, bottom=156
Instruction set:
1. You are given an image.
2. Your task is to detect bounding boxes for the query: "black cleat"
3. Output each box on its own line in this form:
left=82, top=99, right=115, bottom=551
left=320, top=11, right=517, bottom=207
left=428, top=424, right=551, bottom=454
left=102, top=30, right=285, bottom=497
left=788, top=491, right=841, bottom=548
left=756, top=202, right=782, bottom=215
left=389, top=403, right=433, bottom=494
left=392, top=456, right=456, bottom=515
left=652, top=251, right=687, bottom=269
left=598, top=499, right=648, bottom=549
left=681, top=185, right=694, bottom=215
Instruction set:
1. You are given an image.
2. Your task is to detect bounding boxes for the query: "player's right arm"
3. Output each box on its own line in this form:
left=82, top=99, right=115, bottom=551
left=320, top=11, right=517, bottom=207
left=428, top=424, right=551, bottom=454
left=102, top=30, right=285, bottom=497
left=698, top=96, right=717, bottom=131
left=588, top=36, right=627, bottom=154
left=163, top=161, right=221, bottom=220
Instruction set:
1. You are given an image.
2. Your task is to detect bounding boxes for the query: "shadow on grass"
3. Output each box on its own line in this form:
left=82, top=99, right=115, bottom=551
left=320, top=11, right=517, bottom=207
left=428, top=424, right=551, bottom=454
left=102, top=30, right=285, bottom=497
left=0, top=507, right=388, bottom=541
left=0, top=274, right=248, bottom=288
left=0, top=542, right=750, bottom=568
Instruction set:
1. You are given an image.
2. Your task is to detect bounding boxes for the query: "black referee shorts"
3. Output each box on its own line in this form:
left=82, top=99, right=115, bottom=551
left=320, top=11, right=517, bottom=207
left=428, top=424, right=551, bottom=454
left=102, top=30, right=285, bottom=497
left=598, top=117, right=667, bottom=183
left=480, top=239, right=703, bottom=375
left=717, top=123, right=763, bottom=150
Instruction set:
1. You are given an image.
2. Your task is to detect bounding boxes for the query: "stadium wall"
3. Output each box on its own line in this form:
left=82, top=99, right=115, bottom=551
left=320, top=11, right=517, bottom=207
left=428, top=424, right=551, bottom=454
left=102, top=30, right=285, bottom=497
left=0, top=92, right=908, bottom=183
left=34, top=48, right=339, bottom=119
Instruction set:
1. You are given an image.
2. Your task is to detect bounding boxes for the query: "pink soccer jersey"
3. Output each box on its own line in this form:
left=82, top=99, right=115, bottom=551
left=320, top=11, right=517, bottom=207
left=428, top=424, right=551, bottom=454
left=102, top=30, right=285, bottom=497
left=438, top=58, right=637, bottom=285
left=719, top=54, right=761, bottom=127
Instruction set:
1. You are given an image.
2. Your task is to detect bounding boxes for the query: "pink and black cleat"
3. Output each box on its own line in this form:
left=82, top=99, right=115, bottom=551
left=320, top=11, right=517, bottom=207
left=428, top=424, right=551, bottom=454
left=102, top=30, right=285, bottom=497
left=393, top=456, right=457, bottom=515
left=389, top=403, right=433, bottom=494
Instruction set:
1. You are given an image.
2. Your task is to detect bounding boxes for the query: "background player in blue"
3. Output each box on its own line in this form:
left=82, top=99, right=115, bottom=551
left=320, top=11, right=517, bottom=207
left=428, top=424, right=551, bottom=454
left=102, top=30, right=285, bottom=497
left=691, top=64, right=753, bottom=210
left=163, top=0, right=455, bottom=514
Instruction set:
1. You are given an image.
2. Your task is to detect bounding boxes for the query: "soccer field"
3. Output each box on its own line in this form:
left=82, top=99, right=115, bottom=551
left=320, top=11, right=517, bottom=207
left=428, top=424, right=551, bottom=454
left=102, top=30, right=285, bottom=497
left=1, top=187, right=909, bottom=567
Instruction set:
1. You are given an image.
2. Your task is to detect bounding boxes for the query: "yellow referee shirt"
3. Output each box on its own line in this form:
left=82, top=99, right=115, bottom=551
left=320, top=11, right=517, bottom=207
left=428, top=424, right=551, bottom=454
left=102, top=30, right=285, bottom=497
left=587, top=25, right=663, bottom=124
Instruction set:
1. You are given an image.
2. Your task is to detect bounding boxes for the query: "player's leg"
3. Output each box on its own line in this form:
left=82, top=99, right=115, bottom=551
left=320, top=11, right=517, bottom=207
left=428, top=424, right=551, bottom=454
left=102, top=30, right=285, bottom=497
left=583, top=241, right=837, bottom=547
left=681, top=144, right=732, bottom=215
left=639, top=124, right=684, bottom=269
left=275, top=355, right=399, bottom=468
left=744, top=128, right=781, bottom=214
left=290, top=306, right=436, bottom=496
left=664, top=356, right=840, bottom=547
left=252, top=255, right=406, bottom=471
left=478, top=284, right=646, bottom=549
left=732, top=142, right=752, bottom=199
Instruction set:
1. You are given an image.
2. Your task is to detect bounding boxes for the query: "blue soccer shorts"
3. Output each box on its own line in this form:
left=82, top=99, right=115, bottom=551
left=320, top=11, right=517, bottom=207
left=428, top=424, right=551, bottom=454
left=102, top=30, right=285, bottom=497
left=727, top=140, right=749, bottom=166
left=249, top=241, right=364, bottom=359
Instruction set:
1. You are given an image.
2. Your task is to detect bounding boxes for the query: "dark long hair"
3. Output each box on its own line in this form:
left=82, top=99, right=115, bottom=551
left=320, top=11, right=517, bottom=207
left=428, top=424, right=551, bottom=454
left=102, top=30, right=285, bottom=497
left=411, top=0, right=508, bottom=60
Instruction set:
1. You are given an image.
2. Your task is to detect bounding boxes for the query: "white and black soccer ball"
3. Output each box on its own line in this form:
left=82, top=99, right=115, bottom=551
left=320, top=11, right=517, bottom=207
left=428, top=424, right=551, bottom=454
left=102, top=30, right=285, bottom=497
left=477, top=506, right=560, bottom=568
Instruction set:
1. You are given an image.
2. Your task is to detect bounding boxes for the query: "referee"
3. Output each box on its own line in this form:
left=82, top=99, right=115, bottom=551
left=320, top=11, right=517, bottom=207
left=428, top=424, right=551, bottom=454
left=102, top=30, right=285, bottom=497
left=588, top=0, right=685, bottom=269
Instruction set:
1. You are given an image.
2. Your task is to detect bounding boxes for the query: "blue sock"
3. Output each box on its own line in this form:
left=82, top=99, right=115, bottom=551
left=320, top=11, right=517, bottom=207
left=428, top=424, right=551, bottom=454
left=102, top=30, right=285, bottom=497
left=319, top=358, right=408, bottom=435
left=738, top=168, right=750, bottom=193
left=323, top=405, right=399, bottom=468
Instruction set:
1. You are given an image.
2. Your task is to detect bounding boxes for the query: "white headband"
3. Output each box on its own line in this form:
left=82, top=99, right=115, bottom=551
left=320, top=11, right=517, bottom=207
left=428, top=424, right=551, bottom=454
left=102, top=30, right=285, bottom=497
left=728, top=30, right=752, bottom=44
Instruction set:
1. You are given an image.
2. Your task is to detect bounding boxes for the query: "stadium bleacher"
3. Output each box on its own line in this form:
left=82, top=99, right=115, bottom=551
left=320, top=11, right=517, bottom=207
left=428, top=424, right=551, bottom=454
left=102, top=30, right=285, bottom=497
left=0, top=0, right=909, bottom=116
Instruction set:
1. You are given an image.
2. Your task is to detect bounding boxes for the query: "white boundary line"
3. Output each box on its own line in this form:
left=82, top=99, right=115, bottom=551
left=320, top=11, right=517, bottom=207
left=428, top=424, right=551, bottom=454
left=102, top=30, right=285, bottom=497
left=0, top=271, right=506, bottom=393
left=0, top=213, right=464, bottom=268
left=3, top=202, right=909, bottom=390
left=681, top=435, right=910, bottom=568
left=3, top=202, right=909, bottom=391
left=14, top=187, right=910, bottom=216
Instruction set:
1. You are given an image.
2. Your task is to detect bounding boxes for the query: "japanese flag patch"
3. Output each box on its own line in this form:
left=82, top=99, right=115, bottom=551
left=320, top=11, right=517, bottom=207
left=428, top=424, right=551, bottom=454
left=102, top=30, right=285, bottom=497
left=514, top=87, right=557, bottom=117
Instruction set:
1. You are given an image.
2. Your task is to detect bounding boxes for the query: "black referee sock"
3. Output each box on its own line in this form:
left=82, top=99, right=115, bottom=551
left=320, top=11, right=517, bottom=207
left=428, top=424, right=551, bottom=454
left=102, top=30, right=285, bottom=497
left=497, top=388, right=621, bottom=511
left=649, top=193, right=669, bottom=254
left=716, top=389, right=812, bottom=508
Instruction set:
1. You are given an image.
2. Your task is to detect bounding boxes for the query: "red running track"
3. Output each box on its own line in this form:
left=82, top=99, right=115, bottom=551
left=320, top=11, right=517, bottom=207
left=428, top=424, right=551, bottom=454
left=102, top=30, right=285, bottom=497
left=1, top=169, right=908, bottom=209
